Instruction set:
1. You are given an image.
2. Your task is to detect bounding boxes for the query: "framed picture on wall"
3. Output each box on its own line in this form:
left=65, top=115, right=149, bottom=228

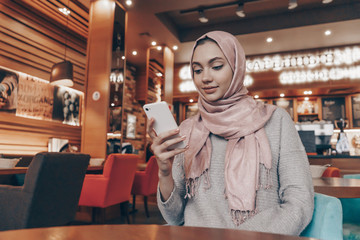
left=126, top=113, right=136, bottom=139
left=352, top=95, right=360, bottom=128
left=109, top=107, right=122, bottom=132
left=0, top=68, right=19, bottom=114
left=52, top=86, right=81, bottom=126
left=321, top=97, right=346, bottom=126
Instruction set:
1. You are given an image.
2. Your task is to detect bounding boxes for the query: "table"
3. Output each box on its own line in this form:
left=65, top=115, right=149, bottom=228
left=0, top=163, right=146, bottom=176
left=0, top=167, right=28, bottom=175
left=313, top=177, right=360, bottom=198
left=0, top=224, right=312, bottom=240
left=0, top=166, right=103, bottom=175
left=308, top=155, right=360, bottom=176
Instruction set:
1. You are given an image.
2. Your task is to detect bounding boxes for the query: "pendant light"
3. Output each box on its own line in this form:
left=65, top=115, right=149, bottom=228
left=50, top=0, right=74, bottom=87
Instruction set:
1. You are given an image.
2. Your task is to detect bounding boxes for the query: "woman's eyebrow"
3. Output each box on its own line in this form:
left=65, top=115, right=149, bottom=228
left=209, top=57, right=224, bottom=64
left=192, top=57, right=224, bottom=66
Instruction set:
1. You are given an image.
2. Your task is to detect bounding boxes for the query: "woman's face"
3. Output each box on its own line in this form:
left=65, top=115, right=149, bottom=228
left=192, top=40, right=233, bottom=102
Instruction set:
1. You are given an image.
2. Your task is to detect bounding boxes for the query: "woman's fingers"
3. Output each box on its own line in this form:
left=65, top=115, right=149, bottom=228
left=147, top=118, right=157, bottom=138
left=157, top=146, right=188, bottom=161
left=147, top=116, right=188, bottom=175
left=155, top=147, right=188, bottom=177
left=160, top=134, right=186, bottom=151
left=153, top=128, right=179, bottom=144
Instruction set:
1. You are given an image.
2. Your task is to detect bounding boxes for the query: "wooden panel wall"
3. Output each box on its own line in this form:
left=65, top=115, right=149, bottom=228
left=0, top=0, right=88, bottom=91
left=0, top=112, right=81, bottom=155
left=0, top=0, right=88, bottom=155
left=163, top=46, right=174, bottom=105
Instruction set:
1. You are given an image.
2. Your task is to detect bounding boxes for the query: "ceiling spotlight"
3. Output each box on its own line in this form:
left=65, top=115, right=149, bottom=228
left=125, top=0, right=132, bottom=6
left=157, top=46, right=162, bottom=51
left=322, top=0, right=333, bottom=3
left=288, top=0, right=298, bottom=10
left=121, top=56, right=125, bottom=60
left=254, top=95, right=259, bottom=99
left=280, top=93, right=285, bottom=97
left=172, top=45, right=178, bottom=51
left=198, top=10, right=208, bottom=23
left=151, top=41, right=157, bottom=46
left=324, top=30, right=332, bottom=36
left=189, top=99, right=194, bottom=103
left=266, top=37, right=273, bottom=43
left=132, top=50, right=137, bottom=56
left=235, top=4, right=245, bottom=18
left=59, top=7, right=70, bottom=15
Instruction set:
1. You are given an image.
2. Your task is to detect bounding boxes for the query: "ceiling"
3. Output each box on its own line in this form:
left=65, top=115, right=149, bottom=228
left=122, top=0, right=360, bottom=99
left=32, top=0, right=360, bottom=98
left=71, top=0, right=360, bottom=67
left=121, top=0, right=360, bottom=66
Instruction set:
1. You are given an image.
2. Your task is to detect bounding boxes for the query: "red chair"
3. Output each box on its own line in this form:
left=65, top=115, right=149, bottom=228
left=322, top=167, right=340, bottom=177
left=78, top=154, right=138, bottom=223
left=131, top=156, right=159, bottom=217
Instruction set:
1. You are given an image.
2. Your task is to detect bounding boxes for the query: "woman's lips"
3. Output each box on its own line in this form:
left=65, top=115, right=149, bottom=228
left=202, top=86, right=217, bottom=94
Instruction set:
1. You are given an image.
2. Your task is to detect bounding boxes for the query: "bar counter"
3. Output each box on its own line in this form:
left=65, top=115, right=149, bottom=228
left=308, top=155, right=360, bottom=176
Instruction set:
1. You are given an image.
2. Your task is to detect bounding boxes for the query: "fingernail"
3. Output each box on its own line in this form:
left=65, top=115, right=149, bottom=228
left=181, top=135, right=186, bottom=139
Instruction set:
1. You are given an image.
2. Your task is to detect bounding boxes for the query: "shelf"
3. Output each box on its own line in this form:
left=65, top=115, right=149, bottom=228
left=298, top=113, right=318, bottom=116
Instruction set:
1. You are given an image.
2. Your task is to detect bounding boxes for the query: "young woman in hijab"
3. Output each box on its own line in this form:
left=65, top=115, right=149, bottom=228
left=147, top=31, right=314, bottom=236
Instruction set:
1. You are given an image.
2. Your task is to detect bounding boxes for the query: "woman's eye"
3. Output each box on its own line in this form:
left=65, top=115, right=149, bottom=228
left=193, top=69, right=202, bottom=74
left=213, top=65, right=223, bottom=70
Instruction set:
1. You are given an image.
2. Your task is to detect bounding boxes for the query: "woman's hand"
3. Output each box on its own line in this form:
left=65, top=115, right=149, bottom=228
left=147, top=118, right=187, bottom=176
left=147, top=117, right=188, bottom=200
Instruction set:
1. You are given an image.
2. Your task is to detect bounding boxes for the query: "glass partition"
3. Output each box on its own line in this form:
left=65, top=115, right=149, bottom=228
left=108, top=3, right=126, bottom=154
left=147, top=47, right=164, bottom=103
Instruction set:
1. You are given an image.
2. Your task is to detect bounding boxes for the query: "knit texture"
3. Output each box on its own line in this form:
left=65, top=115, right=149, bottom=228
left=157, top=107, right=314, bottom=236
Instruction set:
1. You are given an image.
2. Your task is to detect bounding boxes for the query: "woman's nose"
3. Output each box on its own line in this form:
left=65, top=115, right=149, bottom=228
left=201, top=68, right=212, bottom=83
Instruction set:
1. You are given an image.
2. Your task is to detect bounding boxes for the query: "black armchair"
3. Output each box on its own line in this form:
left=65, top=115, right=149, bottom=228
left=0, top=152, right=90, bottom=231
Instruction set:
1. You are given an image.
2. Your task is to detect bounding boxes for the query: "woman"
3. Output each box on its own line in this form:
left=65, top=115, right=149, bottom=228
left=0, top=69, right=18, bottom=112
left=147, top=31, right=314, bottom=235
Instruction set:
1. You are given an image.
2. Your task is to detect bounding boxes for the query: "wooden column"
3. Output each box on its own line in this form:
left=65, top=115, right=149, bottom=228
left=163, top=46, right=174, bottom=106
left=81, top=0, right=115, bottom=158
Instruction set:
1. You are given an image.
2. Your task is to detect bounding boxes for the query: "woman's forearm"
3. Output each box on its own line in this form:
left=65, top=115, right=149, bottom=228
left=158, top=173, right=175, bottom=201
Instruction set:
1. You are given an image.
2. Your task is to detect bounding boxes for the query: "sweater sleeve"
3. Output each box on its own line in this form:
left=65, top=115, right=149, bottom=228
left=157, top=153, right=187, bottom=225
left=240, top=108, right=315, bottom=235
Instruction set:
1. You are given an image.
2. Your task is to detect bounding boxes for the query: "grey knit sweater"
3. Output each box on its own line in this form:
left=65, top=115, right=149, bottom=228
left=157, top=107, right=314, bottom=236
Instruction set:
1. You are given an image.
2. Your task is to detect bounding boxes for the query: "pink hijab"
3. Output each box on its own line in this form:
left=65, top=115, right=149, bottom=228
left=180, top=31, right=276, bottom=225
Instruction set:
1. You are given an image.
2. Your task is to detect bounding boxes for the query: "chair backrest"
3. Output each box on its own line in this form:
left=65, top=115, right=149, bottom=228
left=102, top=153, right=138, bottom=206
left=343, top=174, right=360, bottom=179
left=322, top=167, right=340, bottom=177
left=341, top=174, right=360, bottom=224
left=145, top=156, right=159, bottom=194
left=23, top=152, right=90, bottom=228
left=300, top=193, right=343, bottom=240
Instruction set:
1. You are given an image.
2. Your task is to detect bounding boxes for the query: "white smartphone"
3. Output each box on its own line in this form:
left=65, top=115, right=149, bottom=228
left=143, top=101, right=185, bottom=150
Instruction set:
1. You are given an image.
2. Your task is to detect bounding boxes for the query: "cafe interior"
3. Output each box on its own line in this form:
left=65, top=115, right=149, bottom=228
left=1, top=0, right=360, bottom=239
